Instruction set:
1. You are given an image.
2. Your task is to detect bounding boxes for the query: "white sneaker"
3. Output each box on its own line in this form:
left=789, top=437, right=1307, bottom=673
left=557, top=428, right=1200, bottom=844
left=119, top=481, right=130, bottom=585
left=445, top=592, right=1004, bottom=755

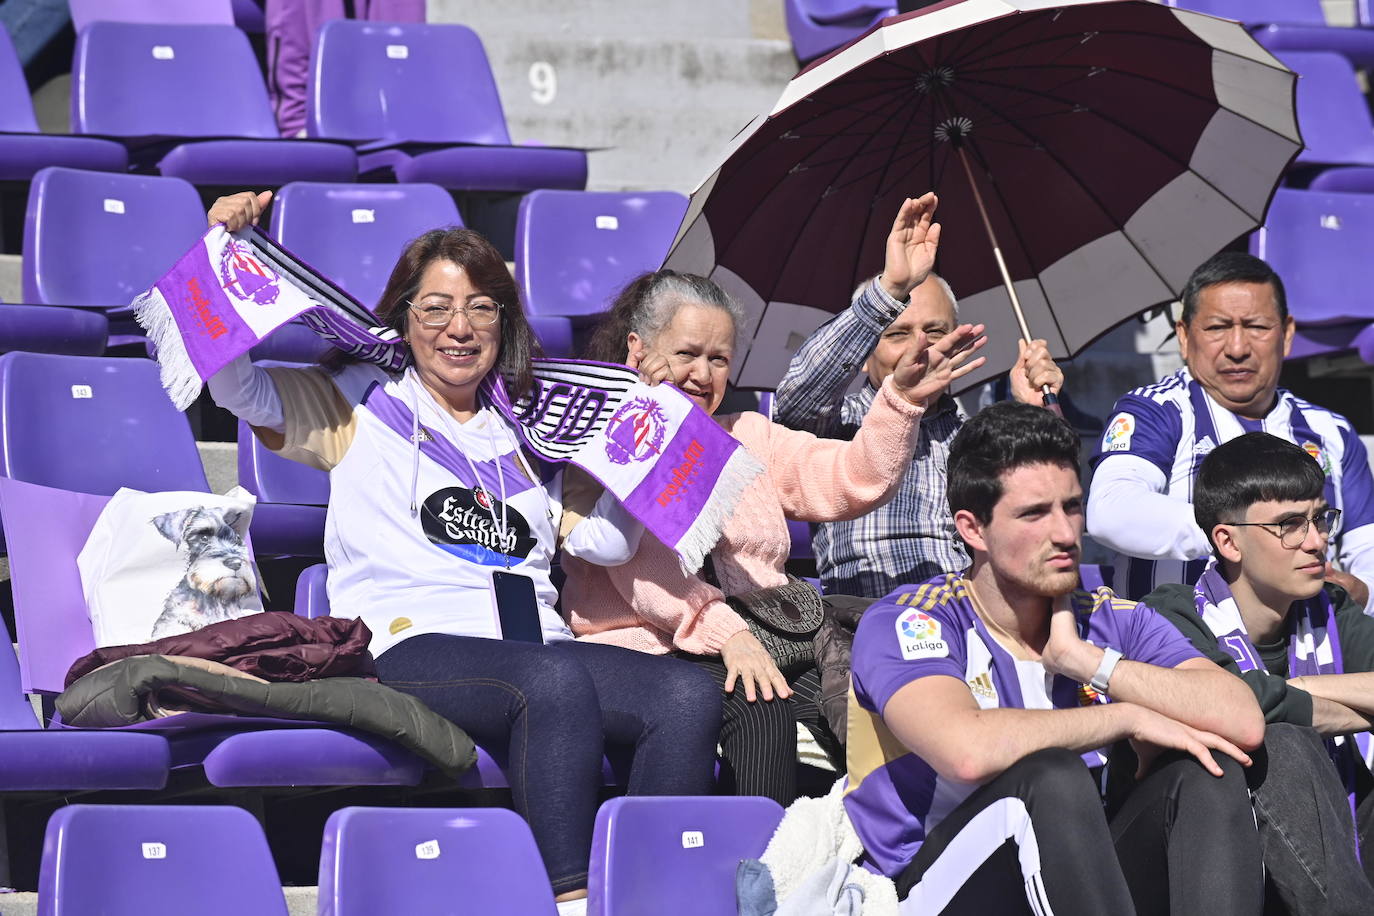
left=556, top=897, right=588, bottom=916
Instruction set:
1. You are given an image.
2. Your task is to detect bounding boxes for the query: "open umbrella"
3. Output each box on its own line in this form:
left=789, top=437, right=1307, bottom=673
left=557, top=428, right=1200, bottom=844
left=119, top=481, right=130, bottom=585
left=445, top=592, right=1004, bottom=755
left=664, top=0, right=1301, bottom=392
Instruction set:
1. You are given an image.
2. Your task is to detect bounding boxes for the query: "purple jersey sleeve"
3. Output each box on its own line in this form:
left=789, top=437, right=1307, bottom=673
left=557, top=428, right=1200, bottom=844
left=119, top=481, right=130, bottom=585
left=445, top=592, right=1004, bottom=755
left=1339, top=426, right=1374, bottom=530
left=851, top=594, right=967, bottom=717
left=1089, top=596, right=1202, bottom=669
left=1090, top=392, right=1181, bottom=477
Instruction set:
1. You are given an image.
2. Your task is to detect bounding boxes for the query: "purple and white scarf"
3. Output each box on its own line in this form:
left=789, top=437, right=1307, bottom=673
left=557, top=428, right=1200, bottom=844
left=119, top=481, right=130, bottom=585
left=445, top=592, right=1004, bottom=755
left=133, top=225, right=761, bottom=572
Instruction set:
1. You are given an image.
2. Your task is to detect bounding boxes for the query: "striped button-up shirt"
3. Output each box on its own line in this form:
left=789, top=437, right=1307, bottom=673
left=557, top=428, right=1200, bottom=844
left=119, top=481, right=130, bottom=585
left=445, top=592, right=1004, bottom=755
left=773, top=279, right=969, bottom=598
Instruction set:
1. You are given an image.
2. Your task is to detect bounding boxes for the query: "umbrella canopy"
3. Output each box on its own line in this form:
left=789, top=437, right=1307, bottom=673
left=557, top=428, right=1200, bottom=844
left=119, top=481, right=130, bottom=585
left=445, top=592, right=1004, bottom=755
left=665, top=0, right=1301, bottom=390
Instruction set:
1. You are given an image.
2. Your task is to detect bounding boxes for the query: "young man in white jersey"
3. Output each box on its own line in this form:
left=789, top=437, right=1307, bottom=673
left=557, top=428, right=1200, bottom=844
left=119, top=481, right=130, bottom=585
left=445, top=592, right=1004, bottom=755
left=1087, top=252, right=1374, bottom=609
left=1145, top=433, right=1374, bottom=915
left=846, top=402, right=1265, bottom=913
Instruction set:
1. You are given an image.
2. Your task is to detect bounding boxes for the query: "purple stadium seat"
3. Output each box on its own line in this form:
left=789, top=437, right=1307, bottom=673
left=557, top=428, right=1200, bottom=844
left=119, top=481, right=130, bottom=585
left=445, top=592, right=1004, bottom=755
left=784, top=0, right=894, bottom=65
left=1288, top=320, right=1374, bottom=363
left=37, top=805, right=289, bottom=916
left=1307, top=167, right=1374, bottom=194
left=307, top=21, right=586, bottom=191
left=1079, top=563, right=1115, bottom=591
left=71, top=22, right=357, bottom=184
left=1167, top=0, right=1374, bottom=70
left=237, top=416, right=328, bottom=557
left=231, top=0, right=266, bottom=34
left=23, top=167, right=205, bottom=346
left=515, top=190, right=690, bottom=319
left=1269, top=52, right=1374, bottom=171
left=0, top=475, right=427, bottom=788
left=318, top=807, right=558, bottom=915
left=68, top=0, right=235, bottom=32
left=271, top=181, right=464, bottom=309
left=0, top=31, right=127, bottom=182
left=0, top=304, right=108, bottom=356
left=587, top=796, right=785, bottom=916
left=1252, top=188, right=1374, bottom=325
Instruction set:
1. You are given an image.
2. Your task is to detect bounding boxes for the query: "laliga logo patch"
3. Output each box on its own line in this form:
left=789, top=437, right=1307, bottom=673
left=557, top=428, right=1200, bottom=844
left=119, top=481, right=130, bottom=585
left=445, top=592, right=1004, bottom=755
left=605, top=397, right=667, bottom=465
left=896, top=609, right=948, bottom=660
left=218, top=238, right=280, bottom=306
left=1103, top=413, right=1134, bottom=452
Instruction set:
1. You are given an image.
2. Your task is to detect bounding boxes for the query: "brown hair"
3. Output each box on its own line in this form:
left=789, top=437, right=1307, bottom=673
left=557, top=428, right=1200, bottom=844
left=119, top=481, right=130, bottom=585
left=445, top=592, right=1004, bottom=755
left=328, top=227, right=540, bottom=397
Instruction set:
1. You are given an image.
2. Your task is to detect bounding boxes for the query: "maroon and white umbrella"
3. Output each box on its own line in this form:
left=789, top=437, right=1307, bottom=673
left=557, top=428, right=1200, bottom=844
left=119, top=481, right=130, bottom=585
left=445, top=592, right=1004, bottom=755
left=664, top=0, right=1301, bottom=391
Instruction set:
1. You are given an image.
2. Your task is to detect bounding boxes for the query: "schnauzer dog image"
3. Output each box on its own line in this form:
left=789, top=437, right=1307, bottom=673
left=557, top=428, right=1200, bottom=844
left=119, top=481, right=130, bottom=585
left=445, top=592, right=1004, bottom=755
left=149, top=506, right=258, bottom=639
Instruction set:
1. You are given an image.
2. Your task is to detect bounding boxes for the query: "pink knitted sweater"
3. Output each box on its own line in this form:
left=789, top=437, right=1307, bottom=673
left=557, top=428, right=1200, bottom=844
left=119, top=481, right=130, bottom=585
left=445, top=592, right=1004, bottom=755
left=560, top=376, right=925, bottom=655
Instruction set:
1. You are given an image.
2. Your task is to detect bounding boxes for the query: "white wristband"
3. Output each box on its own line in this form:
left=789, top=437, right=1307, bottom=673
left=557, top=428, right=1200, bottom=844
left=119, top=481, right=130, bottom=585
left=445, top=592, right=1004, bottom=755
left=1090, top=647, right=1123, bottom=694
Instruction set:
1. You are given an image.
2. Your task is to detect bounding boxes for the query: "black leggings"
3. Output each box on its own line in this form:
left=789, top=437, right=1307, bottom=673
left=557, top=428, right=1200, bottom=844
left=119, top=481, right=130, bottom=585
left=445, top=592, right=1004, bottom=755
left=897, top=747, right=1264, bottom=915
left=376, top=635, right=722, bottom=894
left=680, top=656, right=839, bottom=805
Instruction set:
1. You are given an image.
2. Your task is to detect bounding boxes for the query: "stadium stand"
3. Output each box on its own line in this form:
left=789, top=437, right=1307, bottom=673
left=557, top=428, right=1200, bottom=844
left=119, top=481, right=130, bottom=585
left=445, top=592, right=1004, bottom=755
left=587, top=796, right=785, bottom=916
left=0, top=30, right=126, bottom=182
left=1169, top=0, right=1374, bottom=68
left=67, top=0, right=236, bottom=32
left=783, top=0, right=894, bottom=65
left=1253, top=187, right=1374, bottom=326
left=71, top=22, right=357, bottom=184
left=514, top=189, right=689, bottom=319
left=1275, top=51, right=1374, bottom=176
left=235, top=415, right=329, bottom=558
left=37, top=804, right=290, bottom=915
left=307, top=20, right=587, bottom=193
left=0, top=302, right=107, bottom=357
left=317, top=806, right=559, bottom=915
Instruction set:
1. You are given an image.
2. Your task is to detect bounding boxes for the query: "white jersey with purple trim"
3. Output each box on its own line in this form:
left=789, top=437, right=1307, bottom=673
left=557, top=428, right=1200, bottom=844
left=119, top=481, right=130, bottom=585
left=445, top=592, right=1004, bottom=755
left=843, top=574, right=1201, bottom=877
left=1090, top=368, right=1374, bottom=601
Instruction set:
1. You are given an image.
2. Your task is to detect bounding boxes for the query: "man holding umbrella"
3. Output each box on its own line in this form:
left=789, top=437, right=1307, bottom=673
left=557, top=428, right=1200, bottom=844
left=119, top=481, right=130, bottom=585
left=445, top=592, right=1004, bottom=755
left=1087, top=252, right=1374, bottom=611
left=774, top=192, right=1063, bottom=598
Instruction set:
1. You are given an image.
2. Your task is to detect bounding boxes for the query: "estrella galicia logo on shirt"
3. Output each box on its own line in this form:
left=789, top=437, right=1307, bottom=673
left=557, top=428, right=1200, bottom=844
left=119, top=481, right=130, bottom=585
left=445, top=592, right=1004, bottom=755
left=896, top=609, right=948, bottom=660
left=421, top=487, right=535, bottom=566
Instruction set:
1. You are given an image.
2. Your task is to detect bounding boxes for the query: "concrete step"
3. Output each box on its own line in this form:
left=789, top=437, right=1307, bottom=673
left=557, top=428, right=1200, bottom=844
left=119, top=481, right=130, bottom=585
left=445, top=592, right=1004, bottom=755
left=429, top=0, right=786, bottom=41
left=0, top=886, right=317, bottom=915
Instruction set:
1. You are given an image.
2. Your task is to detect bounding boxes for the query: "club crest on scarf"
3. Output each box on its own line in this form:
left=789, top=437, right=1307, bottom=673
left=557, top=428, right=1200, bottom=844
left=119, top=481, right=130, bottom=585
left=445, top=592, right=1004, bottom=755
left=218, top=237, right=280, bottom=306
left=605, top=397, right=667, bottom=465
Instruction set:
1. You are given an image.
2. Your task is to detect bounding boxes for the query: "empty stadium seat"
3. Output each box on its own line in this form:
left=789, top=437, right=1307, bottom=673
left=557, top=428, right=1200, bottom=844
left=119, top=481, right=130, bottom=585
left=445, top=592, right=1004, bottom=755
left=37, top=805, right=289, bottom=916
left=515, top=190, right=689, bottom=319
left=307, top=21, right=586, bottom=192
left=1252, top=188, right=1374, bottom=325
left=784, top=0, right=894, bottom=65
left=68, top=0, right=235, bottom=32
left=237, top=415, right=329, bottom=558
left=317, top=807, right=558, bottom=915
left=0, top=304, right=108, bottom=356
left=0, top=474, right=428, bottom=789
left=587, top=795, right=785, bottom=916
left=71, top=22, right=357, bottom=184
left=0, top=31, right=127, bottom=183
left=1168, top=0, right=1374, bottom=69
left=1271, top=52, right=1374, bottom=176
left=23, top=167, right=205, bottom=346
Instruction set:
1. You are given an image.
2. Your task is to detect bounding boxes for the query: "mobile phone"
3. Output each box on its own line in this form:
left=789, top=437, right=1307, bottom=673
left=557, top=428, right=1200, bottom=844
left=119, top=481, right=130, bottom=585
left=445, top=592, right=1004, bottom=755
left=492, top=570, right=545, bottom=644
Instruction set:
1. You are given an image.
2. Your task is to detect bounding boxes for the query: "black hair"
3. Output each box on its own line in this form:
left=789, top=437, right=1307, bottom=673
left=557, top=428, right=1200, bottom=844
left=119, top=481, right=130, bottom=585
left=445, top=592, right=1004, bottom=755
left=947, top=401, right=1080, bottom=524
left=1179, top=251, right=1288, bottom=326
left=1194, top=432, right=1325, bottom=549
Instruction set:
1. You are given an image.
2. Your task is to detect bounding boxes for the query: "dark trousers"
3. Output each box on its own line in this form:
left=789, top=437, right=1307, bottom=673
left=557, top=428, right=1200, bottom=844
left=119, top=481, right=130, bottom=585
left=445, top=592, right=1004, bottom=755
left=680, top=656, right=838, bottom=805
left=376, top=635, right=722, bottom=894
left=897, top=747, right=1264, bottom=915
left=1248, top=723, right=1374, bottom=916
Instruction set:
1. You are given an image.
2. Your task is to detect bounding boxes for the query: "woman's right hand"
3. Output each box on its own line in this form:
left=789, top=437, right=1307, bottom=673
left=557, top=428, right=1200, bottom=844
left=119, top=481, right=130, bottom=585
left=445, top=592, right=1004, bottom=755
left=208, top=190, right=273, bottom=231
left=720, top=630, right=792, bottom=702
left=626, top=347, right=674, bottom=387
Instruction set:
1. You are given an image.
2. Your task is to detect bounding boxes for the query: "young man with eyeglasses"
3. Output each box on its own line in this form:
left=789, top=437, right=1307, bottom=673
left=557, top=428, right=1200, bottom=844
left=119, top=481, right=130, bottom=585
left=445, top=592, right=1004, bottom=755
left=1145, top=432, right=1374, bottom=914
left=1087, top=252, right=1374, bottom=611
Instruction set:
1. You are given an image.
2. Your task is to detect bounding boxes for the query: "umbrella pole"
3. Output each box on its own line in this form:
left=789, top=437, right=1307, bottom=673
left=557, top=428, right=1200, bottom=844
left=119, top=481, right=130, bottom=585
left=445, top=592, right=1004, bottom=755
left=954, top=146, right=1061, bottom=411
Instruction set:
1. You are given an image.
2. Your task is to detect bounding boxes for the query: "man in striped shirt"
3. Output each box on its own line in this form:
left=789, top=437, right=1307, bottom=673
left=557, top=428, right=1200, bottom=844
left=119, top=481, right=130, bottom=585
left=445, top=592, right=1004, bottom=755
left=1087, top=252, right=1374, bottom=609
left=774, top=193, right=1062, bottom=597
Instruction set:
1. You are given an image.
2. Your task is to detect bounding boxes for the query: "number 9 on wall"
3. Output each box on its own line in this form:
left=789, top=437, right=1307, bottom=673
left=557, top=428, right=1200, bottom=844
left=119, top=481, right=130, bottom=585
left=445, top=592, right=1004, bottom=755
left=529, top=61, right=557, bottom=105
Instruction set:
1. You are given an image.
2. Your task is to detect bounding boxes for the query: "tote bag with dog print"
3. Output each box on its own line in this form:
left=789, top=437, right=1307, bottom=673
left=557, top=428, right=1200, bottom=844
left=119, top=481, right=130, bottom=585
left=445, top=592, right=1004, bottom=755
left=78, top=487, right=264, bottom=647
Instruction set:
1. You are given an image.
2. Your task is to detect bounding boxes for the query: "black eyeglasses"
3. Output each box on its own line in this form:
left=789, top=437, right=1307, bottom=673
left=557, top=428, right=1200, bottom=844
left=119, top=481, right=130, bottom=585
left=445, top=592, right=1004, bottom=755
left=1223, top=507, right=1341, bottom=549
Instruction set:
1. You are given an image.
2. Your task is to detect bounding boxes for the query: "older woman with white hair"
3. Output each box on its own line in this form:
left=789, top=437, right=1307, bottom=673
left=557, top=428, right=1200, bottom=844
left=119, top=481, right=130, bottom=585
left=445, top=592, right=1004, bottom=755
left=559, top=267, right=986, bottom=803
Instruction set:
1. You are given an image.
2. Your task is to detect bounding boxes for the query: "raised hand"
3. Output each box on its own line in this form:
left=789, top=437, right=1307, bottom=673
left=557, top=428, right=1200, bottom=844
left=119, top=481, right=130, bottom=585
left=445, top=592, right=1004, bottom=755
left=890, top=323, right=988, bottom=409
left=207, top=190, right=273, bottom=231
left=1009, top=338, right=1065, bottom=406
left=880, top=192, right=941, bottom=302
left=626, top=347, right=674, bottom=387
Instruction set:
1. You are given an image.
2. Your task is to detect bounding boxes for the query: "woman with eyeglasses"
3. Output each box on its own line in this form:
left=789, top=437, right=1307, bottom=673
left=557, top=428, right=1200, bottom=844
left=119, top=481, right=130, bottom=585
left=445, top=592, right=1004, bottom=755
left=202, top=191, right=721, bottom=915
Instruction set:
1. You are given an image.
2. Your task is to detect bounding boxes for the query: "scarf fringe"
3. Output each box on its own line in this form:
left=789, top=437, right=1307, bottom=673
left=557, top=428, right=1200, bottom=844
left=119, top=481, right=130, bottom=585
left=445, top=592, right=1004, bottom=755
left=674, top=446, right=765, bottom=574
left=132, top=286, right=202, bottom=411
